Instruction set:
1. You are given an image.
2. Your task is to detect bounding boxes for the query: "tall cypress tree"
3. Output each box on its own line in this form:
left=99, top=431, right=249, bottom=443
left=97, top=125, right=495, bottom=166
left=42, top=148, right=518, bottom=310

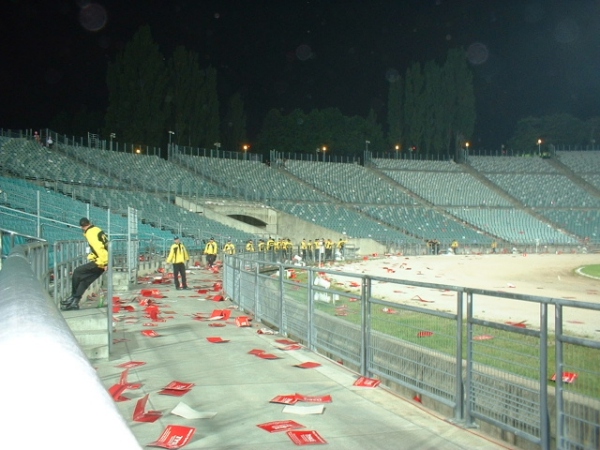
left=222, top=92, right=247, bottom=152
left=104, top=26, right=169, bottom=147
left=386, top=75, right=403, bottom=150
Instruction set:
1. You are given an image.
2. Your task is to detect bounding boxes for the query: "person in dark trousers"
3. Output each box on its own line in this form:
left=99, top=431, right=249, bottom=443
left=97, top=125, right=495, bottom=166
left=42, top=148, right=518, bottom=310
left=204, top=237, right=218, bottom=268
left=61, top=218, right=108, bottom=311
left=166, top=236, right=190, bottom=290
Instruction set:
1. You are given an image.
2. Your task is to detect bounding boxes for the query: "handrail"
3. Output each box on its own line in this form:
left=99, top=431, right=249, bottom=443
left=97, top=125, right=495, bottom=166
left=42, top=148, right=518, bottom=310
left=0, top=246, right=140, bottom=449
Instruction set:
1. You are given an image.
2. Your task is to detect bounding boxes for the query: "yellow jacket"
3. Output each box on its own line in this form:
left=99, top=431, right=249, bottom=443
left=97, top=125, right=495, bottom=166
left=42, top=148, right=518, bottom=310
left=167, top=242, right=189, bottom=264
left=224, top=242, right=236, bottom=255
left=204, top=240, right=218, bottom=255
left=85, top=225, right=109, bottom=268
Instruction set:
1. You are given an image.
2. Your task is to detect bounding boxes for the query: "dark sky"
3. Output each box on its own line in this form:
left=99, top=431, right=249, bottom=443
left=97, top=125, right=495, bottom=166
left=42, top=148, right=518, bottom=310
left=2, top=0, right=600, bottom=150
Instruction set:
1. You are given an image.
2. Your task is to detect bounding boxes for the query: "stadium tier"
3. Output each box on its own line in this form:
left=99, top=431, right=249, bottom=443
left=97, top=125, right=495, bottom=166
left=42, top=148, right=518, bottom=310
left=1, top=135, right=599, bottom=248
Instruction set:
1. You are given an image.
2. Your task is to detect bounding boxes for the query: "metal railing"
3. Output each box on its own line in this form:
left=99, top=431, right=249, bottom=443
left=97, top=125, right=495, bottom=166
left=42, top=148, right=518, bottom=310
left=224, top=254, right=600, bottom=450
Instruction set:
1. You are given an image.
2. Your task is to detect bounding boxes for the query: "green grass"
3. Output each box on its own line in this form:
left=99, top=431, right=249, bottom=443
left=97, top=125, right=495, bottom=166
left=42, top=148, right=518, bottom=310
left=282, top=271, right=600, bottom=398
left=579, top=264, right=600, bottom=278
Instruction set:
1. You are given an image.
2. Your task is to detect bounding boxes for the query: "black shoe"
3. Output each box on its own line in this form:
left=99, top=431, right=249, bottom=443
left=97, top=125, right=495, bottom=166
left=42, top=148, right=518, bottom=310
left=175, top=287, right=181, bottom=290
left=61, top=295, right=76, bottom=306
left=61, top=296, right=80, bottom=310
left=182, top=286, right=191, bottom=290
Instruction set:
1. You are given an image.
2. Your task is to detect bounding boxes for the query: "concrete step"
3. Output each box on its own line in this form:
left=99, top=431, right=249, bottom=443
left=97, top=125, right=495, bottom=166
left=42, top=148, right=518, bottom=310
left=72, top=329, right=109, bottom=347
left=63, top=307, right=107, bottom=331
left=81, top=343, right=109, bottom=361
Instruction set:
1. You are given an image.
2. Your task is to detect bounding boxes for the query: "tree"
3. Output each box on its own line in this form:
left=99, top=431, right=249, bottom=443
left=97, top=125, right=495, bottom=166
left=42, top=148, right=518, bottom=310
left=222, top=92, right=247, bottom=152
left=386, top=75, right=403, bottom=150
left=104, top=26, right=170, bottom=148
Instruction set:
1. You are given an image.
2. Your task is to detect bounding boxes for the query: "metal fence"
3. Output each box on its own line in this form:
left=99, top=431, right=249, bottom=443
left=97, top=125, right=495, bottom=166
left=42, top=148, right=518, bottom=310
left=224, top=254, right=600, bottom=450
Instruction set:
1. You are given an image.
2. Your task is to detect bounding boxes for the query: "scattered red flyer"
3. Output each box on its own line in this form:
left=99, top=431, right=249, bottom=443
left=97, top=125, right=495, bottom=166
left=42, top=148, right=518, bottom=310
left=164, top=381, right=195, bottom=391
left=119, top=369, right=142, bottom=390
left=551, top=372, right=578, bottom=383
left=108, top=384, right=130, bottom=402
left=206, top=336, right=229, bottom=343
left=208, top=309, right=231, bottom=320
left=142, top=330, right=160, bottom=337
left=505, top=320, right=527, bottom=328
left=275, top=339, right=298, bottom=345
left=208, top=323, right=226, bottom=327
left=270, top=395, right=300, bottom=405
left=116, top=361, right=146, bottom=369
left=294, top=362, right=321, bottom=369
left=382, top=307, right=397, bottom=314
left=141, top=289, right=165, bottom=299
left=258, top=420, right=305, bottom=433
left=248, top=349, right=266, bottom=355
left=133, top=394, right=162, bottom=423
left=212, top=295, right=224, bottom=302
left=417, top=331, right=434, bottom=338
left=349, top=297, right=359, bottom=302
left=235, top=316, right=251, bottom=327
left=295, top=394, right=332, bottom=403
left=148, top=425, right=196, bottom=449
left=159, top=389, right=192, bottom=397
left=473, top=334, right=494, bottom=341
left=353, top=376, right=380, bottom=388
left=146, top=305, right=160, bottom=321
left=280, top=344, right=303, bottom=351
left=286, top=429, right=327, bottom=446
left=257, top=353, right=281, bottom=360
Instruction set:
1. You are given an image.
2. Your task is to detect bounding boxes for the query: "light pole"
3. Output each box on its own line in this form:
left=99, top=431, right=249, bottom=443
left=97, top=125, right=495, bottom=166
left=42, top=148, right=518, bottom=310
left=322, top=146, right=327, bottom=162
left=365, top=140, right=370, bottom=152
left=109, top=133, right=115, bottom=151
left=168, top=131, right=175, bottom=157
left=537, top=139, right=542, bottom=156
left=242, top=144, right=249, bottom=160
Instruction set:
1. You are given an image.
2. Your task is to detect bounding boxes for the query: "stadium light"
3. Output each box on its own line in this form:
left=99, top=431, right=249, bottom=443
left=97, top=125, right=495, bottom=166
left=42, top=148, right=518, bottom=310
left=537, top=139, right=542, bottom=155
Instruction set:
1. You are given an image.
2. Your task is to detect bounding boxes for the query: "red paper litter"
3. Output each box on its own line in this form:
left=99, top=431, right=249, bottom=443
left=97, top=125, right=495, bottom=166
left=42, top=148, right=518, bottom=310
left=116, top=361, right=146, bottom=369
left=142, top=330, right=160, bottom=337
left=276, top=339, right=298, bottom=345
left=248, top=349, right=266, bottom=355
left=258, top=420, right=304, bottom=433
left=208, top=322, right=226, bottom=327
left=257, top=353, right=281, bottom=360
left=353, top=376, right=380, bottom=388
left=235, top=316, right=251, bottom=327
left=119, top=369, right=142, bottom=390
left=417, top=331, right=434, bottom=338
left=505, top=320, right=527, bottom=328
left=206, top=336, right=229, bottom=343
left=286, top=429, right=327, bottom=446
left=213, top=282, right=223, bottom=291
left=473, top=334, right=494, bottom=341
left=294, top=362, right=321, bottom=369
left=270, top=394, right=300, bottom=405
left=108, top=384, right=130, bottom=402
left=212, top=294, right=224, bottom=302
left=148, top=425, right=196, bottom=449
left=295, top=394, right=332, bottom=403
left=133, top=394, right=162, bottom=423
left=551, top=372, right=578, bottom=383
left=140, top=289, right=165, bottom=298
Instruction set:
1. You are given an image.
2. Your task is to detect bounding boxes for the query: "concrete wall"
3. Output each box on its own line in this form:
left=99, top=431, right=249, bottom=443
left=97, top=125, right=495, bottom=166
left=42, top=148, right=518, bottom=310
left=174, top=197, right=386, bottom=256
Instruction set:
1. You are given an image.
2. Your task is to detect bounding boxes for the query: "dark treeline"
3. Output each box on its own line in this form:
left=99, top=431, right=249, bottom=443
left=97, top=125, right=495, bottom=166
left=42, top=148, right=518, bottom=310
left=49, top=26, right=597, bottom=158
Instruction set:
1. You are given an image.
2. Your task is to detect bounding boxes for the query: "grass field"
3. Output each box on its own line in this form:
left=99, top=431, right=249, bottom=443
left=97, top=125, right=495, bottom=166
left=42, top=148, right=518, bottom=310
left=283, top=269, right=600, bottom=398
left=580, top=264, right=600, bottom=278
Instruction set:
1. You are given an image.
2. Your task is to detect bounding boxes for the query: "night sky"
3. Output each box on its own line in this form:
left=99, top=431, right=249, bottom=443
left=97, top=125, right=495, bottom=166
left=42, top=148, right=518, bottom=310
left=2, top=0, right=600, bottom=151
